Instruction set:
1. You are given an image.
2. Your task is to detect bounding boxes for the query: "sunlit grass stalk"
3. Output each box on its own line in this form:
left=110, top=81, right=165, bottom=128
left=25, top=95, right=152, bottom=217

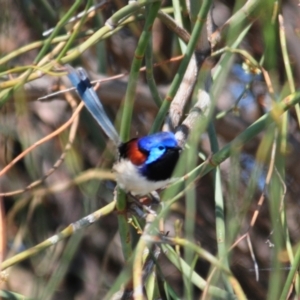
left=56, top=0, right=93, bottom=61
left=278, top=15, right=300, bottom=295
left=279, top=110, right=296, bottom=295
left=1, top=201, right=116, bottom=270
left=0, top=20, right=137, bottom=86
left=0, top=0, right=83, bottom=105
left=151, top=0, right=212, bottom=132
left=278, top=14, right=300, bottom=128
left=168, top=237, right=246, bottom=298
left=132, top=238, right=147, bottom=300
left=0, top=2, right=88, bottom=105
left=34, top=0, right=83, bottom=64
left=0, top=5, right=188, bottom=89
left=165, top=237, right=232, bottom=275
left=278, top=18, right=294, bottom=270
left=106, top=0, right=154, bottom=27
left=278, top=15, right=300, bottom=296
left=0, top=65, right=63, bottom=77
left=267, top=143, right=285, bottom=300
left=211, top=47, right=260, bottom=68
left=280, top=244, right=300, bottom=300
left=145, top=268, right=157, bottom=299
left=0, top=32, right=92, bottom=66
left=0, top=289, right=31, bottom=300
left=0, top=11, right=145, bottom=67
left=161, top=244, right=232, bottom=299
left=0, top=15, right=173, bottom=85
left=67, top=0, right=187, bottom=62
left=0, top=1, right=158, bottom=96
left=39, top=232, right=83, bottom=300
left=68, top=0, right=158, bottom=59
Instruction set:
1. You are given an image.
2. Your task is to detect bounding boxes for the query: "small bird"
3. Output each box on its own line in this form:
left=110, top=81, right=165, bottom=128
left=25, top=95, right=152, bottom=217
left=67, top=66, right=181, bottom=196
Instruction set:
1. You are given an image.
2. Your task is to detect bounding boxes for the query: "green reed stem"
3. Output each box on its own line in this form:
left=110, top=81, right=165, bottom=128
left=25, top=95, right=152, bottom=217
left=208, top=121, right=233, bottom=294
left=116, top=189, right=133, bottom=260
left=162, top=244, right=232, bottom=299
left=0, top=290, right=31, bottom=300
left=0, top=0, right=83, bottom=105
left=166, top=91, right=300, bottom=205
left=171, top=0, right=187, bottom=53
left=151, top=0, right=211, bottom=132
left=280, top=244, right=300, bottom=300
left=34, top=0, right=83, bottom=64
left=56, top=0, right=93, bottom=61
left=116, top=1, right=161, bottom=262
left=145, top=35, right=162, bottom=107
left=278, top=19, right=300, bottom=291
left=119, top=1, right=161, bottom=140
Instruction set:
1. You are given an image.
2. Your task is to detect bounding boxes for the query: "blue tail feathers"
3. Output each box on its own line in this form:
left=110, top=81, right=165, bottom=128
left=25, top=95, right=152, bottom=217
left=67, top=65, right=121, bottom=145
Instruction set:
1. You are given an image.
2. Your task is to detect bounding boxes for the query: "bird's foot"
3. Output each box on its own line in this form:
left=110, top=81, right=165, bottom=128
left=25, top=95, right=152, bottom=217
left=127, top=193, right=157, bottom=217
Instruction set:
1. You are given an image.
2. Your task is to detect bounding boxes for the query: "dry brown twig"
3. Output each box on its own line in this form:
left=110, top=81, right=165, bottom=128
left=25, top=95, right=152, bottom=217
left=0, top=85, right=81, bottom=197
left=228, top=130, right=279, bottom=282
left=0, top=102, right=84, bottom=179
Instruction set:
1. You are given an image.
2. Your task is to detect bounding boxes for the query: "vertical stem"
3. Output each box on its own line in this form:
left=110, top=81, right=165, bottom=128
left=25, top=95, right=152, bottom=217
left=151, top=0, right=212, bottom=132
left=120, top=1, right=161, bottom=140
left=208, top=122, right=233, bottom=293
left=117, top=1, right=161, bottom=261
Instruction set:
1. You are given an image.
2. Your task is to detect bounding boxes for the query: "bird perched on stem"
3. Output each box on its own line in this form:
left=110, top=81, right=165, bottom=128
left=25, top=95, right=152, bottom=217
left=67, top=66, right=181, bottom=196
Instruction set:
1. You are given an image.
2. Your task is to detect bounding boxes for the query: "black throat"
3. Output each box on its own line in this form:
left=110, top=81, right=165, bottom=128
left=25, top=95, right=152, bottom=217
left=141, top=147, right=180, bottom=181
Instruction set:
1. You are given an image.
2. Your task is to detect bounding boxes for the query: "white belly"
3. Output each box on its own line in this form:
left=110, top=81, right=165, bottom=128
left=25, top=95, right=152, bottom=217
left=113, top=159, right=171, bottom=196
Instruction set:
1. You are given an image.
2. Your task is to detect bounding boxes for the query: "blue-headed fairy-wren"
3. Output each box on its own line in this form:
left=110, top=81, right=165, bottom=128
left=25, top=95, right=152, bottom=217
left=67, top=66, right=181, bottom=196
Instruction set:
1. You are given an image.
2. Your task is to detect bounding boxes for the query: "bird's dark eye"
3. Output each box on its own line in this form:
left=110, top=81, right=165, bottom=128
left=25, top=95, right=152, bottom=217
left=158, top=146, right=164, bottom=150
